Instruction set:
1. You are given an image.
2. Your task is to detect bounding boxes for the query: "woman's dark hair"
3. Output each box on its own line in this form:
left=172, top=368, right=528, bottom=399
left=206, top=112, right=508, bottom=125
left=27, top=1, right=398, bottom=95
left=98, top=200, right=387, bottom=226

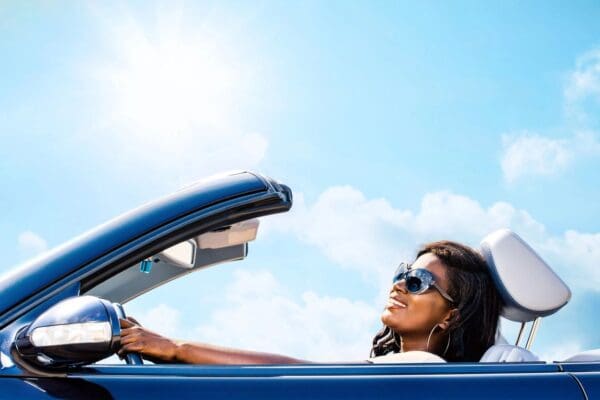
left=370, top=240, right=502, bottom=362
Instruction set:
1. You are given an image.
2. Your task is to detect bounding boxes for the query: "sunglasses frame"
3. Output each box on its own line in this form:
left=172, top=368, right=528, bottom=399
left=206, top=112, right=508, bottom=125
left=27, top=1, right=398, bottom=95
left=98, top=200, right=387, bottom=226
left=393, top=262, right=455, bottom=304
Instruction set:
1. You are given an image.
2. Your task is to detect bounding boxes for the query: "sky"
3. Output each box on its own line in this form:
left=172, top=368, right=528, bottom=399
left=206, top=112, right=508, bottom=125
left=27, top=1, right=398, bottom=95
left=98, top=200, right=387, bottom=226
left=1, top=1, right=599, bottom=362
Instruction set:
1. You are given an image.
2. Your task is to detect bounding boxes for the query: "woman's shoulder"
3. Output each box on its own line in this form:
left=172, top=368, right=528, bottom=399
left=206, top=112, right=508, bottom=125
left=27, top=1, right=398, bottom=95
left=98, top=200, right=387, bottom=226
left=367, top=351, right=446, bottom=364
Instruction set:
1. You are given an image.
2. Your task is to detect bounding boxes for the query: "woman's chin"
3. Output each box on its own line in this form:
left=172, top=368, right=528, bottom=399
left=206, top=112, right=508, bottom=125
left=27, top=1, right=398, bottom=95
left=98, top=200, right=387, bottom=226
left=381, top=308, right=400, bottom=326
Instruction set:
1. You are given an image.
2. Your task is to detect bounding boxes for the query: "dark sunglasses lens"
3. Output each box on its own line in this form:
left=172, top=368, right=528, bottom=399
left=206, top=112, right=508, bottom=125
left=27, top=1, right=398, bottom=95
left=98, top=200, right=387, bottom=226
left=406, top=276, right=423, bottom=293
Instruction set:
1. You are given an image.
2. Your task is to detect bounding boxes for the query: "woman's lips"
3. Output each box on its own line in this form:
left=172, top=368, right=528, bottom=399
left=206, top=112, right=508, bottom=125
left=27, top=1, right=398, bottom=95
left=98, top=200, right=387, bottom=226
left=386, top=297, right=407, bottom=309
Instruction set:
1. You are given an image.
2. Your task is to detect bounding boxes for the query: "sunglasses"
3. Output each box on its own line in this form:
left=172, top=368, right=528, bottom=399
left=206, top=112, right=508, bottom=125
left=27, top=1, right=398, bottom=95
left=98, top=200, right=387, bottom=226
left=392, top=262, right=455, bottom=304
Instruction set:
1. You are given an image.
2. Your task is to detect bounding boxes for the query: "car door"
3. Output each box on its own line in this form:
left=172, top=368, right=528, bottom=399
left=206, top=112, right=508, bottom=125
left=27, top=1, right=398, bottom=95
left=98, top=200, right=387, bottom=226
left=4, top=362, right=586, bottom=399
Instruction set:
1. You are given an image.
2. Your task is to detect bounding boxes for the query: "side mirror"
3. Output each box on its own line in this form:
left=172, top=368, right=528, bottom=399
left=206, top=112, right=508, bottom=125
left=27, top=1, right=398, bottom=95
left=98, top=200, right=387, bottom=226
left=14, top=296, right=120, bottom=369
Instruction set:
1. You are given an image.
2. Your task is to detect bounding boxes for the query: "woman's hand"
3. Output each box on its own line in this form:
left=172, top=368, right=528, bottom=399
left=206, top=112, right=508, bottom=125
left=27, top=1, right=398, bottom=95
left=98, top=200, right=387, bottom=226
left=118, top=317, right=180, bottom=363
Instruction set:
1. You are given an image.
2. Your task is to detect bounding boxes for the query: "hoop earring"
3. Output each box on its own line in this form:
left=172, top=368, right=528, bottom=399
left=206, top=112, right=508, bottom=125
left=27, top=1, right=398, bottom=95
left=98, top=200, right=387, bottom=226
left=426, top=325, right=437, bottom=353
left=426, top=326, right=451, bottom=357
left=443, top=332, right=451, bottom=356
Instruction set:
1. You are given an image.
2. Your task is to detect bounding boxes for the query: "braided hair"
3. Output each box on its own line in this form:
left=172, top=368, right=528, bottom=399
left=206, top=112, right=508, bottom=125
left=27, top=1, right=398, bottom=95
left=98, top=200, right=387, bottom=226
left=370, top=241, right=502, bottom=362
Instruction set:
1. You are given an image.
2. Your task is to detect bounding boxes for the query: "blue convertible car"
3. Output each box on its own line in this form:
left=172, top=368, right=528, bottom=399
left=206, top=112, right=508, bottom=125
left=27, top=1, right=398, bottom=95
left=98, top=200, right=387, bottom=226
left=0, top=171, right=598, bottom=399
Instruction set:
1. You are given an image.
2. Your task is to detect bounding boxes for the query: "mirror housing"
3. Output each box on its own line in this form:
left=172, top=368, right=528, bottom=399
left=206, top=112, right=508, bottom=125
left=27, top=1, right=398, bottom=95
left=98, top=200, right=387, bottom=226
left=14, top=296, right=120, bottom=369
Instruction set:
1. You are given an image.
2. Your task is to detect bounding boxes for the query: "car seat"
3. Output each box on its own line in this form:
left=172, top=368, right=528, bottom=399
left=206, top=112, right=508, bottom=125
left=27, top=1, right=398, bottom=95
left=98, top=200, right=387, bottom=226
left=478, top=229, right=571, bottom=362
left=562, top=349, right=600, bottom=362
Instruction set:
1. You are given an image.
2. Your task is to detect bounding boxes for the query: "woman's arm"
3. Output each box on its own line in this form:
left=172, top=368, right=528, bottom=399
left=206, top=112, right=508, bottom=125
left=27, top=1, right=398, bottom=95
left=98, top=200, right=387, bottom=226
left=118, top=318, right=308, bottom=365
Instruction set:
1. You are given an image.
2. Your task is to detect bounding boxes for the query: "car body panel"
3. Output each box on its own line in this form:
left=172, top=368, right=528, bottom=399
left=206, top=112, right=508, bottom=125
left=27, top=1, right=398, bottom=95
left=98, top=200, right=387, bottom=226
left=560, top=362, right=600, bottom=372
left=83, top=362, right=563, bottom=376
left=2, top=369, right=585, bottom=400
left=80, top=373, right=582, bottom=400
left=572, top=372, right=600, bottom=399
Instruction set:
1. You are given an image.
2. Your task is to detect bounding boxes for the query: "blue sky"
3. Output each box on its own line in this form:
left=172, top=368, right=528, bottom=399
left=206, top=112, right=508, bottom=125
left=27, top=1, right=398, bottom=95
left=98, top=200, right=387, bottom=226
left=1, top=1, right=599, bottom=362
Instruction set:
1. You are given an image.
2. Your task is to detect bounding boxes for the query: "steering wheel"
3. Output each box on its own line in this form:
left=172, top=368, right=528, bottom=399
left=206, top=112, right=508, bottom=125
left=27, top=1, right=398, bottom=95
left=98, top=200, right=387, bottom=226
left=113, top=303, right=144, bottom=365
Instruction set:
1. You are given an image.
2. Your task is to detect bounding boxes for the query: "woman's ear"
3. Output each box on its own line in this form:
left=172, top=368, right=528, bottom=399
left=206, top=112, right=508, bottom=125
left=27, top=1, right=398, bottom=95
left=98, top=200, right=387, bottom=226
left=438, top=308, right=459, bottom=331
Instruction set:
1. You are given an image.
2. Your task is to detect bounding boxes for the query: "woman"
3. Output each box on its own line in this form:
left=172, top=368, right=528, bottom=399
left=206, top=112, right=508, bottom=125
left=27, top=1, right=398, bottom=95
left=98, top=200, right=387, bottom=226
left=118, top=240, right=502, bottom=363
left=370, top=240, right=502, bottom=362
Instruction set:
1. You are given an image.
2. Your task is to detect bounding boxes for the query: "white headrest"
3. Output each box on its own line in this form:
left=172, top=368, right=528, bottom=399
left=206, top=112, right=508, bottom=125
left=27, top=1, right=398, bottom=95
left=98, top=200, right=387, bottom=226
left=480, top=229, right=571, bottom=322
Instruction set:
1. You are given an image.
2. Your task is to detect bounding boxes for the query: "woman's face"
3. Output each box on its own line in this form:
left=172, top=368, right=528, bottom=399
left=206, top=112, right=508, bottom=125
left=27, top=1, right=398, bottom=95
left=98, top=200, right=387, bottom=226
left=381, top=253, right=454, bottom=337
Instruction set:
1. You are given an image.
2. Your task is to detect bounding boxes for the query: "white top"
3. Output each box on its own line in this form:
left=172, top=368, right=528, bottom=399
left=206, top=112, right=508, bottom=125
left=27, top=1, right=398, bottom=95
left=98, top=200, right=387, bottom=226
left=368, top=351, right=446, bottom=364
left=479, top=344, right=539, bottom=362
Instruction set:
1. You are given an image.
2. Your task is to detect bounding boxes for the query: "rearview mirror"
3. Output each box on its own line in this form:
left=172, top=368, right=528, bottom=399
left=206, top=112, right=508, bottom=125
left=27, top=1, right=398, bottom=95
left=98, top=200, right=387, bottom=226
left=160, top=239, right=196, bottom=268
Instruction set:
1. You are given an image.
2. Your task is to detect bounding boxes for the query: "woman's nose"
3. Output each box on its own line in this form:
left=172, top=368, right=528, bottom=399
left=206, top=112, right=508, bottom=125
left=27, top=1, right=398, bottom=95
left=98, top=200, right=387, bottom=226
left=393, top=279, right=408, bottom=292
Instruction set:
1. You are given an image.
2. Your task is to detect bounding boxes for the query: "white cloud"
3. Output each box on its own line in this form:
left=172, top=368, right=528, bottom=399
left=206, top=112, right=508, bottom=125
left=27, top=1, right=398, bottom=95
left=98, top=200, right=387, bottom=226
left=266, top=183, right=600, bottom=297
left=413, top=191, right=546, bottom=241
left=572, top=130, right=600, bottom=155
left=295, top=187, right=411, bottom=274
left=499, top=130, right=600, bottom=183
left=17, top=231, right=48, bottom=258
left=564, top=48, right=600, bottom=125
left=499, top=48, right=600, bottom=183
left=128, top=303, right=183, bottom=339
left=266, top=186, right=547, bottom=292
left=195, top=269, right=379, bottom=361
left=541, top=230, right=600, bottom=292
left=538, top=341, right=582, bottom=362
left=565, top=48, right=600, bottom=104
left=500, top=132, right=572, bottom=183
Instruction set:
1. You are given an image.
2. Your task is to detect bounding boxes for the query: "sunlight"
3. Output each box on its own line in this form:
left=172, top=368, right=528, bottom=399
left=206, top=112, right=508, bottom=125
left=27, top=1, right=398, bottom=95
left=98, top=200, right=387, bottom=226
left=116, top=40, right=236, bottom=132
left=100, top=13, right=240, bottom=136
left=87, top=9, right=267, bottom=184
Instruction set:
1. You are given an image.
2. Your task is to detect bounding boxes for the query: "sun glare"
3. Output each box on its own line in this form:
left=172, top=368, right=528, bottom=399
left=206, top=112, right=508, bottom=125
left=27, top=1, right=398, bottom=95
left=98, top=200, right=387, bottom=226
left=90, top=9, right=267, bottom=181
left=102, top=17, right=240, bottom=136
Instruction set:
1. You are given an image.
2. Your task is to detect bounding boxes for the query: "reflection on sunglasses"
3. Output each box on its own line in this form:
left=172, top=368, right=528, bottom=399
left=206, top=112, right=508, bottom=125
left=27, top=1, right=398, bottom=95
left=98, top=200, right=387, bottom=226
left=393, top=263, right=455, bottom=304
